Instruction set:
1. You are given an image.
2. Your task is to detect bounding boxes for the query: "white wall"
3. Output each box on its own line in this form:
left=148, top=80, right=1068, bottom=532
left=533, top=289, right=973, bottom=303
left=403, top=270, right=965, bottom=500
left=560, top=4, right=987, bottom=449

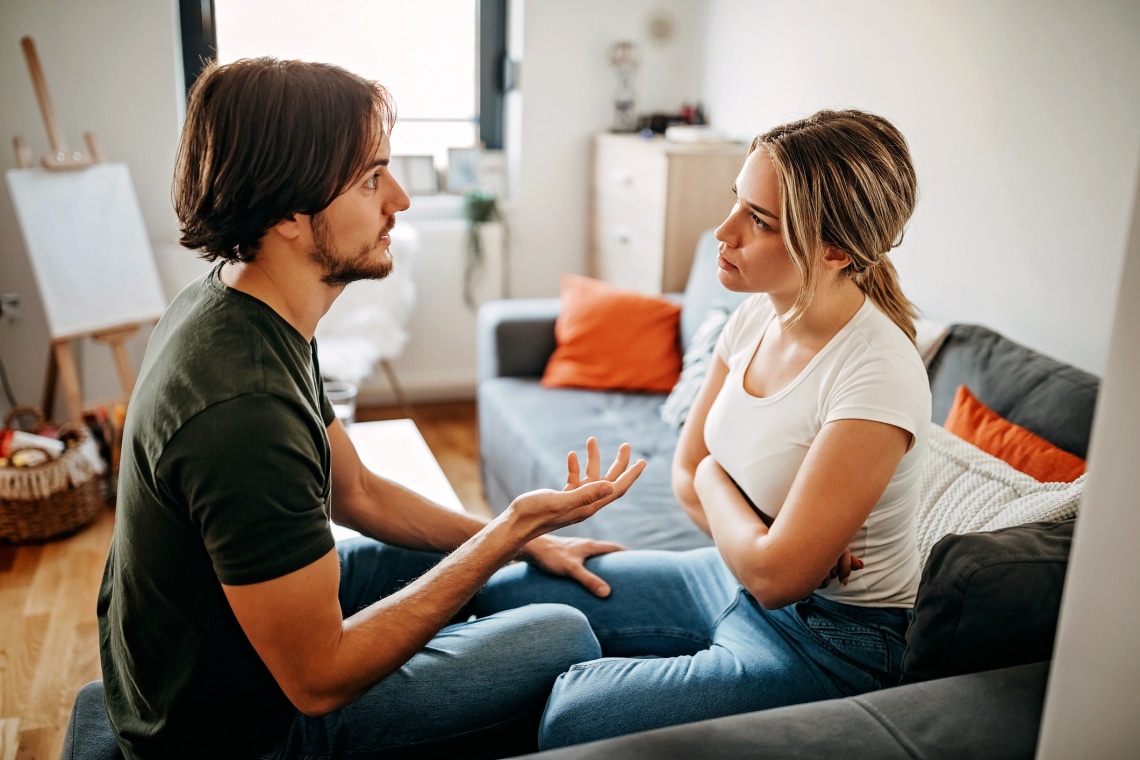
left=1038, top=157, right=1140, bottom=758
left=506, top=0, right=707, bottom=297
left=0, top=0, right=183, bottom=410
left=697, top=0, right=1140, bottom=375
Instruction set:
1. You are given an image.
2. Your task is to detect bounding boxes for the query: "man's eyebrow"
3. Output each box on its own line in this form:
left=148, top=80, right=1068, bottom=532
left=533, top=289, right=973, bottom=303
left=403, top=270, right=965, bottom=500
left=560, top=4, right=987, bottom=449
left=731, top=184, right=778, bottom=220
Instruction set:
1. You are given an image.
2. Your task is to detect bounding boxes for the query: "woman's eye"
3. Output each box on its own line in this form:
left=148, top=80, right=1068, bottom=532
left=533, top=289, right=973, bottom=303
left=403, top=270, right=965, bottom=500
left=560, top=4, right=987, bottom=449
left=752, top=213, right=770, bottom=231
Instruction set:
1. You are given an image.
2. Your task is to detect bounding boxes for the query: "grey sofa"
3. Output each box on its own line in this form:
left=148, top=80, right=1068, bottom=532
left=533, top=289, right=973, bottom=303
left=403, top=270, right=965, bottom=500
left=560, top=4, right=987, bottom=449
left=476, top=230, right=1098, bottom=758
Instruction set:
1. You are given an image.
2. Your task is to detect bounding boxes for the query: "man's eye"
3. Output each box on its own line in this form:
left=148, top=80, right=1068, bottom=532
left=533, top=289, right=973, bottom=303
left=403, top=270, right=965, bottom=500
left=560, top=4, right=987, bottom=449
left=365, top=173, right=380, bottom=189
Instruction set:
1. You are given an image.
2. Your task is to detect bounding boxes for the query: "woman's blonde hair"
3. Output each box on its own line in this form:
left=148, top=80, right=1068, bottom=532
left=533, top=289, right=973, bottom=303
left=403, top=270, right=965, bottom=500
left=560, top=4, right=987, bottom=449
left=754, top=109, right=919, bottom=343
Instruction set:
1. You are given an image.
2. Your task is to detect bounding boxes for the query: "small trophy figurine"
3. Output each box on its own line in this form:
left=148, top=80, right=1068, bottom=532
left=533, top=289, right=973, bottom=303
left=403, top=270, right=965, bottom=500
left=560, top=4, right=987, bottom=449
left=609, top=41, right=639, bottom=133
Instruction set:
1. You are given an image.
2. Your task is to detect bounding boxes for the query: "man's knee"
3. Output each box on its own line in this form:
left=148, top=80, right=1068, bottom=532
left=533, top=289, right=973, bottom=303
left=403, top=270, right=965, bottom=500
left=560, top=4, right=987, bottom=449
left=511, top=603, right=599, bottom=659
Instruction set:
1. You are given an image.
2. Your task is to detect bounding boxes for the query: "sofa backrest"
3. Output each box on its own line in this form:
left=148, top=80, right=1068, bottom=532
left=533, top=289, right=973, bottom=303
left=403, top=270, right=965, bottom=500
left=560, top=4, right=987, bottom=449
left=680, top=230, right=749, bottom=350
left=926, top=324, right=1100, bottom=459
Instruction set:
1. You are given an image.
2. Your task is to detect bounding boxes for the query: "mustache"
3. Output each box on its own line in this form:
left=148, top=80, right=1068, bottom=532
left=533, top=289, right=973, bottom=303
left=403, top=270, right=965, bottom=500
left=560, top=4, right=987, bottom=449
left=380, top=217, right=396, bottom=238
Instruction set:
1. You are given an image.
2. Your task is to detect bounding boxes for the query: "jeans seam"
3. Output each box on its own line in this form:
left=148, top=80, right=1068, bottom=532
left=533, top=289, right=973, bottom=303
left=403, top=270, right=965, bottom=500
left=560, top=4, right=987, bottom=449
left=594, top=627, right=711, bottom=648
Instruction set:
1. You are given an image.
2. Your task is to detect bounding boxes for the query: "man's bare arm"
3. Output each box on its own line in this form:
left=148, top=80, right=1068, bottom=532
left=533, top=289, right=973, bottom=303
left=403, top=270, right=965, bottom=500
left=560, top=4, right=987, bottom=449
left=223, top=439, right=644, bottom=716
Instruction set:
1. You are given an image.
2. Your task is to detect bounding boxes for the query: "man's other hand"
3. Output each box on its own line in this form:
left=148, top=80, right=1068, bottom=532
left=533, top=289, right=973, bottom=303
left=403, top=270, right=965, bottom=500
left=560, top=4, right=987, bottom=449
left=519, top=535, right=627, bottom=597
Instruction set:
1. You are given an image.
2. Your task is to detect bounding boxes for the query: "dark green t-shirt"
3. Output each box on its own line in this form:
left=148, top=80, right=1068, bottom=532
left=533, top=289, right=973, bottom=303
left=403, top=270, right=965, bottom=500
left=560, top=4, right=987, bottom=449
left=97, top=264, right=337, bottom=760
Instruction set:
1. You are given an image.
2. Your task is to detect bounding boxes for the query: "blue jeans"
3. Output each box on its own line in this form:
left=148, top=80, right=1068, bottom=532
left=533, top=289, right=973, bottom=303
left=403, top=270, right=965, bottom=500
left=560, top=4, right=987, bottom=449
left=262, top=538, right=602, bottom=759
left=472, top=546, right=912, bottom=750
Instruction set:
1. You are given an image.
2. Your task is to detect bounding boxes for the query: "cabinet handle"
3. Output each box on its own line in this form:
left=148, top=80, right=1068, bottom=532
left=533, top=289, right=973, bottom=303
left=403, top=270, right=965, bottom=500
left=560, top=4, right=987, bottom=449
left=610, top=171, right=633, bottom=186
left=610, top=228, right=631, bottom=244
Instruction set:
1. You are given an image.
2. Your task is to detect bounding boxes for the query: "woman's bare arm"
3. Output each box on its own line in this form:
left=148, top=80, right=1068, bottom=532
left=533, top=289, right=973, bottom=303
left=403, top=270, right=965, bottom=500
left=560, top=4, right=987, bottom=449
left=671, top=356, right=730, bottom=535
left=697, top=418, right=910, bottom=609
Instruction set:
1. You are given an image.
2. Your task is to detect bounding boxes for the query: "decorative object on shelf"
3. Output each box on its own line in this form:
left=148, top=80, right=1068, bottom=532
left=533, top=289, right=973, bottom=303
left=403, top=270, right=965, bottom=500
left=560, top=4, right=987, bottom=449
left=462, top=188, right=509, bottom=310
left=447, top=146, right=480, bottom=194
left=389, top=155, right=439, bottom=195
left=609, top=41, right=640, bottom=133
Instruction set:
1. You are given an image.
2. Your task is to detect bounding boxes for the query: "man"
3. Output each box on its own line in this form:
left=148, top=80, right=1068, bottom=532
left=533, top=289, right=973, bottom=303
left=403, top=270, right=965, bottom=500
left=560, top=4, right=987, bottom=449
left=97, top=57, right=645, bottom=760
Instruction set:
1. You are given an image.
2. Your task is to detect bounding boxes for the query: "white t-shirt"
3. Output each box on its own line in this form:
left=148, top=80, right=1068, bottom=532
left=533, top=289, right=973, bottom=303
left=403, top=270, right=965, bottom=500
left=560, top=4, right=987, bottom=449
left=706, top=294, right=931, bottom=607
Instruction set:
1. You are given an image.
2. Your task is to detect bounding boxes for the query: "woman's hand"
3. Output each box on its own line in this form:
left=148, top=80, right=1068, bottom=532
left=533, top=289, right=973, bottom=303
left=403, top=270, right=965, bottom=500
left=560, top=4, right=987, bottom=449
left=818, top=549, right=865, bottom=588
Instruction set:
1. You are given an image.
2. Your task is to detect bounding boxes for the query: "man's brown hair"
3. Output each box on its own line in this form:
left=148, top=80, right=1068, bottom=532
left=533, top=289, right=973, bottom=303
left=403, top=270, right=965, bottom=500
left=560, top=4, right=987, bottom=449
left=173, top=57, right=396, bottom=262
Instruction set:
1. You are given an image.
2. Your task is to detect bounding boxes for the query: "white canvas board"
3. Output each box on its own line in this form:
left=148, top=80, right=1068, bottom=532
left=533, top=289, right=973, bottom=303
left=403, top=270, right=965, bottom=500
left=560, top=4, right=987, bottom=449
left=5, top=163, right=167, bottom=339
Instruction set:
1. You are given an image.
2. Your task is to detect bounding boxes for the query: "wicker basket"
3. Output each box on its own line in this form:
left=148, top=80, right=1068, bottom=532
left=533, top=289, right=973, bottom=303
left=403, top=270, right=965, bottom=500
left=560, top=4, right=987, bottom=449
left=0, top=407, right=104, bottom=544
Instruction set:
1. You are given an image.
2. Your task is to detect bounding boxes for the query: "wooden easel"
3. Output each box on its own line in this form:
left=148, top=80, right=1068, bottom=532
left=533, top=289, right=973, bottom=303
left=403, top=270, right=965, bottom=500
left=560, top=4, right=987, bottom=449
left=13, top=35, right=153, bottom=421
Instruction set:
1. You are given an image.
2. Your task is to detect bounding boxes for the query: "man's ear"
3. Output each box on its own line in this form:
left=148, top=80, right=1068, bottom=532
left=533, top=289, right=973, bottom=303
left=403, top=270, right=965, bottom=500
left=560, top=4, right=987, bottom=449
left=821, top=245, right=852, bottom=272
left=270, top=212, right=308, bottom=243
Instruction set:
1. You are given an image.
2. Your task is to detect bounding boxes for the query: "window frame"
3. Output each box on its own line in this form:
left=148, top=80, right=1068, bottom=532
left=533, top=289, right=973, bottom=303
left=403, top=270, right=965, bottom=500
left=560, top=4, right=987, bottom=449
left=177, top=0, right=506, bottom=149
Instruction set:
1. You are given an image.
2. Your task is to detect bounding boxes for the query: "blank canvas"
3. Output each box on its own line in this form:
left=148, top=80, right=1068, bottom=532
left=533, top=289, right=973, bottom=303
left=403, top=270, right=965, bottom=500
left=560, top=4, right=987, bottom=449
left=5, top=163, right=167, bottom=339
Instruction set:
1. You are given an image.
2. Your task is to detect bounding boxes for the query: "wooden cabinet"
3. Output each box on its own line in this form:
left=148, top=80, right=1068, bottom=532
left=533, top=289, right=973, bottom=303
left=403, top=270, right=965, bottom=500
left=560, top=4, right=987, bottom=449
left=589, top=133, right=748, bottom=294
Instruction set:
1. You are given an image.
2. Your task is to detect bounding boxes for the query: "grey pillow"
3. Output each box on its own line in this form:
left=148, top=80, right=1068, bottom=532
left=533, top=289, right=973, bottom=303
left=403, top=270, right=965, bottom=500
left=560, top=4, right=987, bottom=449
left=900, top=518, right=1074, bottom=684
left=659, top=306, right=729, bottom=428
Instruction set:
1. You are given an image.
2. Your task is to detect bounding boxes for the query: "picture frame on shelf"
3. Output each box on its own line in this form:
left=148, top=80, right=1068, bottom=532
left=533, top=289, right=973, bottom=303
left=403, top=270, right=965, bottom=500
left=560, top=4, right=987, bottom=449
left=390, top=155, right=438, bottom=196
left=447, top=146, right=479, bottom=194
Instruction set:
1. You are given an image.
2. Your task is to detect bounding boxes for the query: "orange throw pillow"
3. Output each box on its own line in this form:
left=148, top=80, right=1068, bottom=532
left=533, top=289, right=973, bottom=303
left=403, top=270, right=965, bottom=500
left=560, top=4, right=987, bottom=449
left=541, top=274, right=682, bottom=393
left=943, top=385, right=1086, bottom=482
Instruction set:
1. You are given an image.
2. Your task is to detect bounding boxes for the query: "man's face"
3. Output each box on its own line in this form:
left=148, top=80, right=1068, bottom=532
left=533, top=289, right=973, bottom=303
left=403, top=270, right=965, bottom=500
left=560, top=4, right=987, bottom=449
left=308, top=133, right=411, bottom=287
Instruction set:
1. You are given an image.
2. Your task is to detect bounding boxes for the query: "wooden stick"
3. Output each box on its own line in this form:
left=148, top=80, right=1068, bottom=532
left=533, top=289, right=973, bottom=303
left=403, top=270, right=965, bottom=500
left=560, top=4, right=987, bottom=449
left=83, top=130, right=106, bottom=163
left=41, top=343, right=59, bottom=419
left=19, top=35, right=91, bottom=171
left=91, top=326, right=140, bottom=399
left=52, top=340, right=85, bottom=422
left=12, top=135, right=33, bottom=168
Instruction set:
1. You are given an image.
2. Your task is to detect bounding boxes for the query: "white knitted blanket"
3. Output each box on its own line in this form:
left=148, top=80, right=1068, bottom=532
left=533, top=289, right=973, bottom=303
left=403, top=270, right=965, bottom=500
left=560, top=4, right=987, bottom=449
left=915, top=423, right=1084, bottom=564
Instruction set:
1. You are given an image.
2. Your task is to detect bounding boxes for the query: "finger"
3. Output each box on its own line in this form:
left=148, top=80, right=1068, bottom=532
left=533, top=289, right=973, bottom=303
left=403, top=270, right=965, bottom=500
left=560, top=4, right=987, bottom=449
left=837, top=551, right=853, bottom=585
left=585, top=437, right=601, bottom=482
left=565, top=449, right=580, bottom=491
left=851, top=556, right=865, bottom=570
left=567, top=479, right=615, bottom=507
left=564, top=562, right=612, bottom=598
left=611, top=458, right=648, bottom=495
left=604, top=442, right=633, bottom=482
left=582, top=539, right=627, bottom=556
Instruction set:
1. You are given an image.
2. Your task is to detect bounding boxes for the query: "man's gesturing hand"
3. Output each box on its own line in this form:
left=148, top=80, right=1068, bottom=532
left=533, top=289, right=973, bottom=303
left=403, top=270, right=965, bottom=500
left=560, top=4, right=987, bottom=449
left=505, top=438, right=646, bottom=552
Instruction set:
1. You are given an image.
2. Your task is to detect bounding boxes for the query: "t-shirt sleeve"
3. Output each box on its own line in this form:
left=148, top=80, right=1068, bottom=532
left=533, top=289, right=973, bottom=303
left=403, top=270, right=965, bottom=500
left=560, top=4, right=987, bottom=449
left=824, top=350, right=931, bottom=445
left=157, top=394, right=336, bottom=586
left=715, top=294, right=763, bottom=363
left=318, top=379, right=336, bottom=427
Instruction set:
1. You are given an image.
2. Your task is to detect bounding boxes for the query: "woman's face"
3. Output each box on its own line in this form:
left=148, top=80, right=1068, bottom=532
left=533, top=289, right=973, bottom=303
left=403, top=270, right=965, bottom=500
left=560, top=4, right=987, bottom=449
left=713, top=149, right=800, bottom=301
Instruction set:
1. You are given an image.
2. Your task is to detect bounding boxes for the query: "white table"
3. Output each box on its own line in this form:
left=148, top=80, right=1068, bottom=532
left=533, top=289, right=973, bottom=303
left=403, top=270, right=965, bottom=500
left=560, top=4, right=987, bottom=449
left=331, top=418, right=464, bottom=541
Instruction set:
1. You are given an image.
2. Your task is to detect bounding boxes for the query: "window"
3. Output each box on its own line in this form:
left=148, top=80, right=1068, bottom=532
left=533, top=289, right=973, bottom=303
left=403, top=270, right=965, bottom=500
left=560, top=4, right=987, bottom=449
left=179, top=0, right=506, bottom=189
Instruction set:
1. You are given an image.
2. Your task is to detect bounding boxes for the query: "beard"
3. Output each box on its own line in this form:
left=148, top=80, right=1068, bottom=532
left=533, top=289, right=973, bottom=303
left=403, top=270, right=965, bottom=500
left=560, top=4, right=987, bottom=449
left=309, top=212, right=394, bottom=287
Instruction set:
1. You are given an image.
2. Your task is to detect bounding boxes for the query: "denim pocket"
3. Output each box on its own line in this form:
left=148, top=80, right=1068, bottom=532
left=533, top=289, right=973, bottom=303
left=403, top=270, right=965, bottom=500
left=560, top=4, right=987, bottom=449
left=793, top=596, right=907, bottom=692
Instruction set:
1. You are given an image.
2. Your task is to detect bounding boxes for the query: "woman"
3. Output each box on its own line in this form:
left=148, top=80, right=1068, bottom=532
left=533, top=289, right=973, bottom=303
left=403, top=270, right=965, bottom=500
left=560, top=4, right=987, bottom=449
left=474, top=109, right=931, bottom=749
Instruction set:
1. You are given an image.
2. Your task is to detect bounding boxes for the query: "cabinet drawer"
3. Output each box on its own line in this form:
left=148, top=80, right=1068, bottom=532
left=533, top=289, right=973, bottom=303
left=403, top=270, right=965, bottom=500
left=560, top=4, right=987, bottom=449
left=594, top=137, right=667, bottom=209
left=594, top=212, right=665, bottom=293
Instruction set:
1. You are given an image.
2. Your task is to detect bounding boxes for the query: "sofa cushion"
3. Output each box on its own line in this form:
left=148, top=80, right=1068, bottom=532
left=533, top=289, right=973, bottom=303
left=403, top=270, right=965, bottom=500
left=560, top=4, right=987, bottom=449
left=659, top=305, right=730, bottom=429
left=916, top=423, right=1084, bottom=563
left=901, top=520, right=1073, bottom=684
left=525, top=662, right=1050, bottom=759
left=944, top=385, right=1086, bottom=482
left=542, top=274, right=682, bottom=393
left=926, top=324, right=1099, bottom=458
left=478, top=377, right=713, bottom=551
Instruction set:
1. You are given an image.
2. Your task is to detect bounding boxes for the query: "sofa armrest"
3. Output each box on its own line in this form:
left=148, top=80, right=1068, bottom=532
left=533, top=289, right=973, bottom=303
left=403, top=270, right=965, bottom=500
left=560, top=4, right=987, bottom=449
left=476, top=298, right=562, bottom=382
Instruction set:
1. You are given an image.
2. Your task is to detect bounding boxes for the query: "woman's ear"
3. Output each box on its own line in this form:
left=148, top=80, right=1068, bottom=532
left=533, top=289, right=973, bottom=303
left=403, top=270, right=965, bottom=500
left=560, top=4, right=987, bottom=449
left=821, top=245, right=852, bottom=272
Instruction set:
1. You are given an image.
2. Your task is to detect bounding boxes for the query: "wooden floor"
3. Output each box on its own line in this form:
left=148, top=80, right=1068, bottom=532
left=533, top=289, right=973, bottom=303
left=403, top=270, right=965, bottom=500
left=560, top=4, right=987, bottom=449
left=0, top=401, right=487, bottom=760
